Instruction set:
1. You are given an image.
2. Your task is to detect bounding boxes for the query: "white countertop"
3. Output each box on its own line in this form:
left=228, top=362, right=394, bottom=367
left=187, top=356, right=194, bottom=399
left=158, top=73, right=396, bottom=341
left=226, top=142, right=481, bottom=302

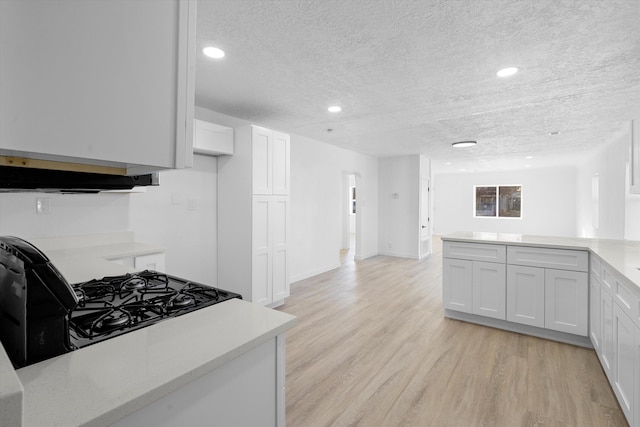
left=1, top=232, right=297, bottom=427
left=15, top=299, right=296, bottom=427
left=29, top=233, right=165, bottom=283
left=442, top=232, right=640, bottom=289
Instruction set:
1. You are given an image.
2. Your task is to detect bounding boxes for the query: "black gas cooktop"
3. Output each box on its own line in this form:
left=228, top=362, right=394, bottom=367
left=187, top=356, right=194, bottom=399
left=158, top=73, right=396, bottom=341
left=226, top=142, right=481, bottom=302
left=69, top=270, right=242, bottom=348
left=0, top=236, right=242, bottom=368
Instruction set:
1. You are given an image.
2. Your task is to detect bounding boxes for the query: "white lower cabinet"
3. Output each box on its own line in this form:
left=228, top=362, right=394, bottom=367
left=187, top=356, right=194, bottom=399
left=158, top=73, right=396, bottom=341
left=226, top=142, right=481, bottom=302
left=472, top=261, right=506, bottom=320
left=590, top=253, right=640, bottom=427
left=443, top=258, right=505, bottom=319
left=635, top=327, right=640, bottom=427
left=442, top=258, right=473, bottom=313
left=590, top=274, right=602, bottom=353
left=613, top=304, right=635, bottom=423
left=601, top=288, right=614, bottom=379
left=111, top=253, right=166, bottom=272
left=444, top=241, right=590, bottom=341
left=544, top=269, right=588, bottom=336
left=506, top=265, right=545, bottom=328
left=505, top=259, right=588, bottom=335
left=134, top=253, right=166, bottom=272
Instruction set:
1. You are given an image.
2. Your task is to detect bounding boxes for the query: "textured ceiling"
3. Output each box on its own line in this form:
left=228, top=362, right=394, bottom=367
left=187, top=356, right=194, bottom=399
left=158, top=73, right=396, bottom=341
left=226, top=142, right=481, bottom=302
left=195, top=0, right=640, bottom=173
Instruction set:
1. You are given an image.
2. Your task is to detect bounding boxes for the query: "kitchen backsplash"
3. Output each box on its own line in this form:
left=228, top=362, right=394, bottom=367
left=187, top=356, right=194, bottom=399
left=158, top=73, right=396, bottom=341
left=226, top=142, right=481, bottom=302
left=0, top=155, right=218, bottom=285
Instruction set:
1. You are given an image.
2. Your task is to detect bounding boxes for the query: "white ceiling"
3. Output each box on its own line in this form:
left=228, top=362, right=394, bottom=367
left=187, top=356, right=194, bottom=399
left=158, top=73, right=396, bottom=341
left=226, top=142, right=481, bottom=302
left=195, top=0, right=640, bottom=173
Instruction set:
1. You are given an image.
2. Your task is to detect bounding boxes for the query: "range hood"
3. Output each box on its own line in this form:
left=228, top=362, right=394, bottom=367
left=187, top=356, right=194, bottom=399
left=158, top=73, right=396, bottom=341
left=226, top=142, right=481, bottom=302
left=0, top=165, right=159, bottom=193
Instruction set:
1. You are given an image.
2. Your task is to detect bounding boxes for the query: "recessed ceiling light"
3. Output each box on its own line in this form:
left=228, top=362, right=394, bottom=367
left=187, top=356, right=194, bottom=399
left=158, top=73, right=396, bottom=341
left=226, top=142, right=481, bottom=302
left=452, top=141, right=477, bottom=148
left=549, top=130, right=561, bottom=136
left=328, top=106, right=342, bottom=113
left=445, top=162, right=452, bottom=165
left=525, top=156, right=533, bottom=159
left=525, top=164, right=532, bottom=168
left=203, top=46, right=225, bottom=59
left=496, top=67, right=518, bottom=77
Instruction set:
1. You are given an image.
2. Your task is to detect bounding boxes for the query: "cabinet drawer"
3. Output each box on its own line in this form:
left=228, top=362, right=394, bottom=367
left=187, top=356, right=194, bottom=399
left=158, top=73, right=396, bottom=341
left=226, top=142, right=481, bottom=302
left=507, top=246, right=588, bottom=272
left=443, top=241, right=506, bottom=263
left=590, top=254, right=602, bottom=282
left=612, top=272, right=640, bottom=329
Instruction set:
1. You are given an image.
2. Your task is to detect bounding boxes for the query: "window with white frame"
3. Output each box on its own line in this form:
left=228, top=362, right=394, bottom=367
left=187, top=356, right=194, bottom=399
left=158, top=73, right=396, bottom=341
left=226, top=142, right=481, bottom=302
left=474, top=185, right=522, bottom=218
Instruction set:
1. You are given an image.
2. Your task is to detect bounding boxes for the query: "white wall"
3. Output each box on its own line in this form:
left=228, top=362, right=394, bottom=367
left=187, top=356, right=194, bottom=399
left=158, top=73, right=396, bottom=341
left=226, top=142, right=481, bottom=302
left=0, top=156, right=218, bottom=285
left=378, top=155, right=420, bottom=258
left=0, top=192, right=131, bottom=238
left=0, top=106, right=378, bottom=288
left=433, top=167, right=577, bottom=237
left=194, top=106, right=379, bottom=284
left=575, top=122, right=640, bottom=240
left=130, top=155, right=218, bottom=284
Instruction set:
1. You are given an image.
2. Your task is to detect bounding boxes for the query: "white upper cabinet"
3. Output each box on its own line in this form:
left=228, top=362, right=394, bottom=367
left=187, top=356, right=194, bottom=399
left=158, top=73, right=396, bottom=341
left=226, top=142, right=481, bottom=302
left=272, top=131, right=290, bottom=195
left=193, top=119, right=234, bottom=156
left=0, top=0, right=196, bottom=175
left=252, top=126, right=290, bottom=195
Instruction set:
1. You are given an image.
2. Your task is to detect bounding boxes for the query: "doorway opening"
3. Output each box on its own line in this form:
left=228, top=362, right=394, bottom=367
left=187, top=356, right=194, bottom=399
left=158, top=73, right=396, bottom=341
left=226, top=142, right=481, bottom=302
left=341, top=172, right=360, bottom=264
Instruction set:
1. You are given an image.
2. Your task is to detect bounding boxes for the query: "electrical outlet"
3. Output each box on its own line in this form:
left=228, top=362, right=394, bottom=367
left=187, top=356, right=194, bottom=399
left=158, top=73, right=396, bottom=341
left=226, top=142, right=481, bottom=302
left=36, top=197, right=51, bottom=215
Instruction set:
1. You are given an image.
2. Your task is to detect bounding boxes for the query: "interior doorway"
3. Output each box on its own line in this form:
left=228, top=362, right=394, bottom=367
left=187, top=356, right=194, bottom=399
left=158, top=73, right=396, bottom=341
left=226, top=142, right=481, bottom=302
left=419, top=175, right=432, bottom=258
left=341, top=171, right=360, bottom=263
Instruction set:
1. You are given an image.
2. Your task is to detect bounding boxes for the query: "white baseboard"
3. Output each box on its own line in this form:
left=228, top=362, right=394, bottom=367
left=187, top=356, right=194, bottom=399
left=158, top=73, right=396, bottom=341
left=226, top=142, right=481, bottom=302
left=377, top=250, right=419, bottom=259
left=290, top=262, right=341, bottom=284
left=354, top=250, right=378, bottom=261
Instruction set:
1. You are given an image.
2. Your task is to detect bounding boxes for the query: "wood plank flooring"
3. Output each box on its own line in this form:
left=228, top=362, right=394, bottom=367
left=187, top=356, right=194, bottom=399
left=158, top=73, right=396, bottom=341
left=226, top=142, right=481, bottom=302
left=277, top=237, right=627, bottom=427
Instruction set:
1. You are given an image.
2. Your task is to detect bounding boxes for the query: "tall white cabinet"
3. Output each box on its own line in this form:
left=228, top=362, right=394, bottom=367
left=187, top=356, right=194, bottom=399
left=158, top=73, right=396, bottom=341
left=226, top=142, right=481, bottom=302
left=218, top=125, right=290, bottom=306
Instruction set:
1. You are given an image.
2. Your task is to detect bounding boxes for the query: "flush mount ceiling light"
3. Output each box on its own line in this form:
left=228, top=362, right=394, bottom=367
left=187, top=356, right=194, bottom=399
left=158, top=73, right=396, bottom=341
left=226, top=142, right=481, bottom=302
left=496, top=67, right=518, bottom=77
left=328, top=106, right=342, bottom=113
left=203, top=46, right=225, bottom=59
left=451, top=140, right=477, bottom=148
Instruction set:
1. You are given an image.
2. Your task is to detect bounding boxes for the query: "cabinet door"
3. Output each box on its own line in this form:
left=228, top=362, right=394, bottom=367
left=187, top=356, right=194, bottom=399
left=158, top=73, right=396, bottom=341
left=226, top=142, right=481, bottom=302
left=590, top=275, right=602, bottom=353
left=613, top=305, right=635, bottom=423
left=442, top=258, right=473, bottom=313
left=635, top=327, right=640, bottom=427
left=252, top=197, right=272, bottom=305
left=252, top=126, right=273, bottom=195
left=601, top=290, right=614, bottom=379
left=134, top=253, right=166, bottom=273
left=0, top=0, right=195, bottom=173
left=271, top=197, right=290, bottom=302
left=506, top=265, right=545, bottom=328
left=193, top=119, right=233, bottom=155
left=272, top=132, right=290, bottom=195
left=472, top=261, right=506, bottom=320
left=544, top=269, right=588, bottom=336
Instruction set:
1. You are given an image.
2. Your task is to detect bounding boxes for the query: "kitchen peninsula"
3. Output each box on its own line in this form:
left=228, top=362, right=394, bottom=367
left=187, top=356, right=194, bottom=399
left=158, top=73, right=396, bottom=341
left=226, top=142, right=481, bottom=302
left=442, top=232, right=640, bottom=427
left=0, top=234, right=297, bottom=427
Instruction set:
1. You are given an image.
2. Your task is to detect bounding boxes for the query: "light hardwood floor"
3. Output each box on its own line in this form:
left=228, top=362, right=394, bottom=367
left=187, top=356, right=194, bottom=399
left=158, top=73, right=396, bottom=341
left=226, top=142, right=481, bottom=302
left=278, top=237, right=628, bottom=427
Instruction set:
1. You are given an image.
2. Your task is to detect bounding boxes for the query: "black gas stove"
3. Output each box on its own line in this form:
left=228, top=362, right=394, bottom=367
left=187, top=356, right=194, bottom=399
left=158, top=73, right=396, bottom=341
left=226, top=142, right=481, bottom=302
left=69, top=270, right=241, bottom=348
left=0, top=236, right=241, bottom=368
